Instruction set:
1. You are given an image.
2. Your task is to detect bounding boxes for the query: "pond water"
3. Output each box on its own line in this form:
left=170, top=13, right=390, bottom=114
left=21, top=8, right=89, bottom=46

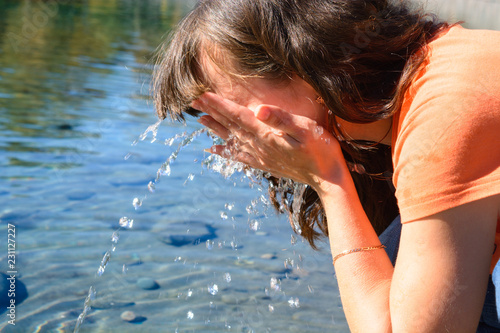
left=0, top=1, right=346, bottom=332
left=1, top=0, right=499, bottom=332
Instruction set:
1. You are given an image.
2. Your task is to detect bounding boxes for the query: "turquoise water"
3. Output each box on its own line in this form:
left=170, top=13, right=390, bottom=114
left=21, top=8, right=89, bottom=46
left=0, top=1, right=346, bottom=332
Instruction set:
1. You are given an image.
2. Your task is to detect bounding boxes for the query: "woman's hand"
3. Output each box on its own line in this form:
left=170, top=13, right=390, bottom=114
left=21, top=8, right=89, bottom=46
left=191, top=92, right=350, bottom=190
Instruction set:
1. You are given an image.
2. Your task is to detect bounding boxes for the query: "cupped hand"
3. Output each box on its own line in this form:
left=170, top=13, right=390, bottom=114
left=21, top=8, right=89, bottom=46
left=191, top=92, right=350, bottom=190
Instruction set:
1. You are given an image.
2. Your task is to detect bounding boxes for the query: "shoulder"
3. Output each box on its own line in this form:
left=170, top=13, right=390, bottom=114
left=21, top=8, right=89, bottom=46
left=391, top=26, right=500, bottom=222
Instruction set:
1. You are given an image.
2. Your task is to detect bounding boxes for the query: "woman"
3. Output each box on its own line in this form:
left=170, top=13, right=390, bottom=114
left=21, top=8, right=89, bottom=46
left=153, top=0, right=500, bottom=331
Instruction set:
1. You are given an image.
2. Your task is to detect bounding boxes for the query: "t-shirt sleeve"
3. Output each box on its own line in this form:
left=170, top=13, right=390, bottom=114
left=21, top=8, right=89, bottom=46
left=392, top=78, right=500, bottom=223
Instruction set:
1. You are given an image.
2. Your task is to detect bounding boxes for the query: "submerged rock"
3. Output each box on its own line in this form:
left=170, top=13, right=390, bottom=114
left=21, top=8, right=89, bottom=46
left=136, top=277, right=159, bottom=290
left=158, top=221, right=217, bottom=247
left=0, top=272, right=28, bottom=314
left=260, top=253, right=278, bottom=260
left=121, top=310, right=136, bottom=322
left=120, top=310, right=147, bottom=323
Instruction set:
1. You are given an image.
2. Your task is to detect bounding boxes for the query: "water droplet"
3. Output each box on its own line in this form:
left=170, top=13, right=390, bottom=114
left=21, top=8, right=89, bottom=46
left=111, top=231, right=119, bottom=243
left=147, top=181, right=156, bottom=193
left=132, top=198, right=142, bottom=210
left=225, top=202, right=234, bottom=210
left=122, top=264, right=128, bottom=274
left=291, top=234, right=297, bottom=245
left=224, top=273, right=231, bottom=283
left=187, top=311, right=194, bottom=319
left=119, top=217, right=134, bottom=229
left=284, top=258, right=294, bottom=269
left=259, top=194, right=269, bottom=205
left=74, top=286, right=96, bottom=332
left=249, top=220, right=260, bottom=231
left=270, top=277, right=281, bottom=292
left=174, top=256, right=182, bottom=262
left=288, top=297, right=300, bottom=308
left=220, top=211, right=228, bottom=220
left=183, top=173, right=195, bottom=185
left=187, top=289, right=193, bottom=298
left=268, top=304, right=275, bottom=313
left=163, top=164, right=171, bottom=176
left=97, top=251, right=112, bottom=276
left=313, top=125, right=324, bottom=139
left=138, top=119, right=161, bottom=143
left=206, top=240, right=214, bottom=250
left=124, top=153, right=132, bottom=160
left=208, top=284, right=219, bottom=295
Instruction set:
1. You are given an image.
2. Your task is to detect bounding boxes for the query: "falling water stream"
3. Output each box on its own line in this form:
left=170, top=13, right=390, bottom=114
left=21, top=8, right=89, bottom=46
left=73, top=120, right=312, bottom=332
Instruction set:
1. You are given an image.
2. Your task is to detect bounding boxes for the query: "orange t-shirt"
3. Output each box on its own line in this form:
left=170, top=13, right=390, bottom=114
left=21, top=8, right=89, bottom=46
left=391, top=26, right=500, bottom=272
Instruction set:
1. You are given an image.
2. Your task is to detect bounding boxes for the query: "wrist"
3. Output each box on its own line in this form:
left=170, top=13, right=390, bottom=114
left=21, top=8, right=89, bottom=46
left=311, top=161, right=355, bottom=199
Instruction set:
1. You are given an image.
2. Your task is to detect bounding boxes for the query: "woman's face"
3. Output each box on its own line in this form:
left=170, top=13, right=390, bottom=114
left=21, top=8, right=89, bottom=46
left=200, top=56, right=328, bottom=127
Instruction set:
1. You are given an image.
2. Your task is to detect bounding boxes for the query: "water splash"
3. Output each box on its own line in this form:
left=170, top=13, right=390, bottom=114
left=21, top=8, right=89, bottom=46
left=111, top=231, right=119, bottom=243
left=186, top=311, right=194, bottom=320
left=132, top=197, right=142, bottom=210
left=208, top=284, right=219, bottom=295
left=249, top=219, right=260, bottom=231
left=288, top=297, right=300, bottom=308
left=119, top=217, right=134, bottom=229
left=269, top=277, right=281, bottom=292
left=133, top=119, right=162, bottom=145
left=97, top=251, right=111, bottom=277
left=75, top=127, right=217, bottom=332
left=183, top=173, right=195, bottom=185
left=75, top=122, right=307, bottom=332
left=155, top=128, right=206, bottom=183
left=73, top=286, right=96, bottom=333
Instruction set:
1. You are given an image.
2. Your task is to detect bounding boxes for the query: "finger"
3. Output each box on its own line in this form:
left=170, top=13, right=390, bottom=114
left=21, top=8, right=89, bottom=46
left=195, top=95, right=258, bottom=145
left=256, top=105, right=335, bottom=145
left=192, top=99, right=237, bottom=131
left=198, top=115, right=230, bottom=140
left=197, top=92, right=263, bottom=134
left=255, top=105, right=306, bottom=141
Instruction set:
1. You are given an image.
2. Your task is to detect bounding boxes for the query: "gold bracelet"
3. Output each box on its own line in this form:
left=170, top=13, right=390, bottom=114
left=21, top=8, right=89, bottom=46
left=332, top=245, right=387, bottom=265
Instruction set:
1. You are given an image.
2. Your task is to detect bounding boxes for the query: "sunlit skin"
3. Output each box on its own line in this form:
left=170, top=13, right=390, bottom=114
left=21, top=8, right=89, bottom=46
left=191, top=54, right=500, bottom=332
left=192, top=56, right=392, bottom=187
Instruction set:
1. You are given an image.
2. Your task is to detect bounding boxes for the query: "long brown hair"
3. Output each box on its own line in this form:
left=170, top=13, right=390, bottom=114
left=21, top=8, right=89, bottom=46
left=152, top=0, right=449, bottom=248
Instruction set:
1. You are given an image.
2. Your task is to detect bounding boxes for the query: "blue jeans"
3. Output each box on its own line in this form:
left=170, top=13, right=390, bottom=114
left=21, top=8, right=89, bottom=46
left=379, top=217, right=500, bottom=332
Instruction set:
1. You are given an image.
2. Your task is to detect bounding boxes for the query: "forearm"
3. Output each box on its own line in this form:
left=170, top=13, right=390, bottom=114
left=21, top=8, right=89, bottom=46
left=316, top=172, right=394, bottom=332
